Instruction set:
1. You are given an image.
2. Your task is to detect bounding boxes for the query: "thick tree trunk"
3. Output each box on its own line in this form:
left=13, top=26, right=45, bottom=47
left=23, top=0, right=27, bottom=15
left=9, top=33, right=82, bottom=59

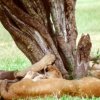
left=0, top=0, right=91, bottom=79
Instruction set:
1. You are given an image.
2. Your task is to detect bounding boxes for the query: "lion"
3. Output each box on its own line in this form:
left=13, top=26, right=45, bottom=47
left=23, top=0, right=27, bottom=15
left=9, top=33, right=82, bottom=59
left=1, top=77, right=100, bottom=100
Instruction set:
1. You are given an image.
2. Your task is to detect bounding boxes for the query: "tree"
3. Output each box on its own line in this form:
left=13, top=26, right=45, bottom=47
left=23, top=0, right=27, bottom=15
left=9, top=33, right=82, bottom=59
left=0, top=0, right=92, bottom=79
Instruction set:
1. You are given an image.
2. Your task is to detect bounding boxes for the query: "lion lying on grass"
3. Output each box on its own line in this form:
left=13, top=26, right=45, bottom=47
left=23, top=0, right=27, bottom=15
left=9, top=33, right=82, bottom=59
left=1, top=53, right=100, bottom=100
left=1, top=77, right=100, bottom=100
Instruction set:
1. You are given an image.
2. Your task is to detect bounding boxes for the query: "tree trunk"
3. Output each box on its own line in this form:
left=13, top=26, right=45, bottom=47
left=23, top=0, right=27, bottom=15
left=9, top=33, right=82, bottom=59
left=0, top=0, right=91, bottom=79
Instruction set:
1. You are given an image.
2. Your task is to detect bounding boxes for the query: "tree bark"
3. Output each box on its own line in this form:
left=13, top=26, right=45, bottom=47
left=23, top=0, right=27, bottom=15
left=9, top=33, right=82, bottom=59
left=0, top=0, right=91, bottom=79
left=74, top=34, right=92, bottom=78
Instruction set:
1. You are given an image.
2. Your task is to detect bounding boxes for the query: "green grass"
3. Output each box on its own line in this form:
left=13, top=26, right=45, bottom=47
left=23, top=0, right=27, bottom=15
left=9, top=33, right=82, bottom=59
left=0, top=0, right=100, bottom=99
left=18, top=96, right=100, bottom=100
left=0, top=23, right=31, bottom=71
left=76, top=0, right=100, bottom=56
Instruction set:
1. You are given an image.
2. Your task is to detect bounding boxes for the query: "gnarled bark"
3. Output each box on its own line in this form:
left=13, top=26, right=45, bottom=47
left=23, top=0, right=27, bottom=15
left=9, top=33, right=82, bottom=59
left=0, top=0, right=68, bottom=78
left=0, top=0, right=92, bottom=79
left=74, top=34, right=92, bottom=78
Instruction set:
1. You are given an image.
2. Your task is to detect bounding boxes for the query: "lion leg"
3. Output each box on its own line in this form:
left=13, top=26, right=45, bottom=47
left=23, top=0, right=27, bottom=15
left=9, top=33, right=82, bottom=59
left=0, top=80, right=16, bottom=100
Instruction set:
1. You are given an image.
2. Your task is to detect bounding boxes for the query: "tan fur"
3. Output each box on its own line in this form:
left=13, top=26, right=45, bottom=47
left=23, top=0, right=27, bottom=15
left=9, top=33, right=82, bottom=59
left=32, top=74, right=47, bottom=81
left=23, top=71, right=47, bottom=81
left=89, top=70, right=100, bottom=79
left=74, top=77, right=100, bottom=97
left=1, top=77, right=100, bottom=100
left=89, top=61, right=100, bottom=70
left=16, top=53, right=56, bottom=77
left=45, top=65, right=62, bottom=78
left=23, top=65, right=62, bottom=81
left=0, top=78, right=75, bottom=100
left=23, top=71, right=39, bottom=79
left=89, top=61, right=100, bottom=78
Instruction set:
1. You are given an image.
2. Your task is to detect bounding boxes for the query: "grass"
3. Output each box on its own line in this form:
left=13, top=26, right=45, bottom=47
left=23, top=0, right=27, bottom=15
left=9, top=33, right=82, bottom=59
left=18, top=96, right=100, bottom=100
left=0, top=23, right=31, bottom=71
left=0, top=0, right=100, bottom=99
left=76, top=0, right=100, bottom=56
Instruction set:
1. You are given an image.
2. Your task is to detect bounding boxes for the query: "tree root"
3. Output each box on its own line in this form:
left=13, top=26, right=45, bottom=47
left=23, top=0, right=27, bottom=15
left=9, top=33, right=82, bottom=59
left=16, top=53, right=56, bottom=78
